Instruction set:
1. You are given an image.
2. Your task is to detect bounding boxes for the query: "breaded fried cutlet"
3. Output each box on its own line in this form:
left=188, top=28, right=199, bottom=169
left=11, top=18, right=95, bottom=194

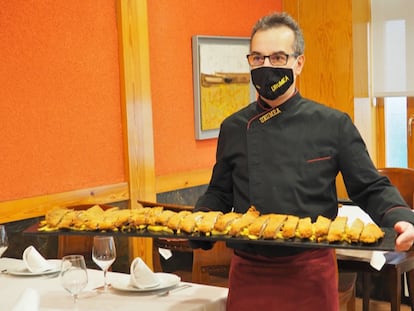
left=327, top=216, right=348, bottom=242
left=79, top=205, right=107, bottom=230
left=147, top=209, right=176, bottom=233
left=314, top=215, right=332, bottom=241
left=100, top=209, right=131, bottom=230
left=245, top=215, right=271, bottom=239
left=155, top=210, right=177, bottom=226
left=346, top=218, right=364, bottom=243
left=146, top=206, right=164, bottom=226
left=213, top=212, right=242, bottom=235
left=57, top=210, right=79, bottom=229
left=228, top=206, right=260, bottom=237
left=179, top=211, right=205, bottom=233
left=167, top=210, right=191, bottom=231
left=86, top=204, right=106, bottom=216
left=296, top=217, right=313, bottom=239
left=262, top=214, right=286, bottom=239
left=131, top=207, right=152, bottom=228
left=116, top=209, right=134, bottom=228
left=71, top=210, right=89, bottom=230
left=281, top=215, right=299, bottom=239
left=45, top=207, right=72, bottom=228
left=198, top=211, right=223, bottom=235
left=359, top=223, right=385, bottom=244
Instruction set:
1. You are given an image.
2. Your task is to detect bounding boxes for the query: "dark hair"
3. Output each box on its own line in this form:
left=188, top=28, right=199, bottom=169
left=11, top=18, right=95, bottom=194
left=251, top=12, right=305, bottom=55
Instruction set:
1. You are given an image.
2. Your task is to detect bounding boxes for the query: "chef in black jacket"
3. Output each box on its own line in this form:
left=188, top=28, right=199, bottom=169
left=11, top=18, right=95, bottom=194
left=191, top=12, right=414, bottom=311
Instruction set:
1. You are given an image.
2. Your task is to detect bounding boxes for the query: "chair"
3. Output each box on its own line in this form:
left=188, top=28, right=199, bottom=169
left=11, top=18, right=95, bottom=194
left=57, top=204, right=123, bottom=269
left=337, top=167, right=414, bottom=311
left=338, top=272, right=357, bottom=311
left=57, top=235, right=94, bottom=259
left=192, top=241, right=232, bottom=287
left=57, top=204, right=110, bottom=261
left=377, top=168, right=414, bottom=208
left=142, top=200, right=230, bottom=286
left=152, top=237, right=231, bottom=286
left=152, top=237, right=193, bottom=282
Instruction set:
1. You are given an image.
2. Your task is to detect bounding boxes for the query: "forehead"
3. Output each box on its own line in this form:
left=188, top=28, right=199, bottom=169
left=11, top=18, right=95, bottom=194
left=251, top=26, right=295, bottom=54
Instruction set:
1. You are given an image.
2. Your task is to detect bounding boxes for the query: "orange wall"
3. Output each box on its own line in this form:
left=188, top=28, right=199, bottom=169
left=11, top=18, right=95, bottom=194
left=0, top=1, right=124, bottom=201
left=0, top=0, right=281, bottom=202
left=148, top=0, right=281, bottom=176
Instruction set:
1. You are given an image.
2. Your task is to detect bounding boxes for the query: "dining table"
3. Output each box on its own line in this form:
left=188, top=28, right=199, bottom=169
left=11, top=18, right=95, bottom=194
left=0, top=257, right=228, bottom=311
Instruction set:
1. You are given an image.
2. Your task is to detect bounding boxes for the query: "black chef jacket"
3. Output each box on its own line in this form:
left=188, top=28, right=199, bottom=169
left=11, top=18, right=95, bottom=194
left=195, top=92, right=414, bottom=257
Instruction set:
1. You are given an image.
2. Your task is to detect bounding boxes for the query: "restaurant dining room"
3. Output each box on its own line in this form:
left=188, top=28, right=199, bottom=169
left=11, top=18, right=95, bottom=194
left=1, top=0, right=414, bottom=310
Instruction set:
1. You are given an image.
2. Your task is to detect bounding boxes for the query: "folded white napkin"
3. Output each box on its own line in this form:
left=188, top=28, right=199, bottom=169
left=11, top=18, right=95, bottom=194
left=370, top=251, right=386, bottom=271
left=129, top=257, right=160, bottom=289
left=11, top=288, right=39, bottom=311
left=23, top=246, right=53, bottom=273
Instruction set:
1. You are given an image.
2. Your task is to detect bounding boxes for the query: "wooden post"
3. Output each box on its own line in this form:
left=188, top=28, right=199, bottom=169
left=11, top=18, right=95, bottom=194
left=117, top=0, right=156, bottom=268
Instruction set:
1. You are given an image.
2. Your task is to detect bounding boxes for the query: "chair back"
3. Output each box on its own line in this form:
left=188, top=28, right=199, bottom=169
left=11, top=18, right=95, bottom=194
left=192, top=241, right=232, bottom=287
left=377, top=167, right=414, bottom=208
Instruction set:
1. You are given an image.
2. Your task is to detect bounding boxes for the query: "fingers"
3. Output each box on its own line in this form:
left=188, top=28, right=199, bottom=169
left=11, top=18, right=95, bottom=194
left=395, top=237, right=413, bottom=251
left=394, top=221, right=414, bottom=251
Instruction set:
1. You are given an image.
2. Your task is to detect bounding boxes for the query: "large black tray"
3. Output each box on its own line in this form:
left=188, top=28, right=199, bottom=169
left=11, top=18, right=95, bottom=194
left=23, top=223, right=396, bottom=251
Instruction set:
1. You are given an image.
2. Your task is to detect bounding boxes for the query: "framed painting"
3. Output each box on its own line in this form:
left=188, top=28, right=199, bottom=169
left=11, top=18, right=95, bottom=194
left=192, top=35, right=255, bottom=140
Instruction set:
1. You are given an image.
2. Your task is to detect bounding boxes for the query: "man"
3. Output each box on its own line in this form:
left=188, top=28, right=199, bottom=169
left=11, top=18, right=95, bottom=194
left=191, top=12, right=414, bottom=311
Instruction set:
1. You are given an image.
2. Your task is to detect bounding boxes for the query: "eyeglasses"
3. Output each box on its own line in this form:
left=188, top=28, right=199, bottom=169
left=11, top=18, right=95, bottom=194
left=246, top=52, right=297, bottom=66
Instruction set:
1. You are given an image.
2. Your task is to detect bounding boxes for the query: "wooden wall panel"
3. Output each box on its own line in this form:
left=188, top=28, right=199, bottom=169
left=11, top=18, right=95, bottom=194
left=283, top=0, right=363, bottom=199
left=295, top=0, right=354, bottom=117
left=352, top=0, right=370, bottom=98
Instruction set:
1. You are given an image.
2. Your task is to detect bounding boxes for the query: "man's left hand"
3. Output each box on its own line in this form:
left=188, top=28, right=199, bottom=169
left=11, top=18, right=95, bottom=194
left=394, top=221, right=414, bottom=251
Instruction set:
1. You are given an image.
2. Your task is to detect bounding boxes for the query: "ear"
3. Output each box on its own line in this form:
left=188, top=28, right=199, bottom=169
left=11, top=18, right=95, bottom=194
left=294, top=54, right=305, bottom=75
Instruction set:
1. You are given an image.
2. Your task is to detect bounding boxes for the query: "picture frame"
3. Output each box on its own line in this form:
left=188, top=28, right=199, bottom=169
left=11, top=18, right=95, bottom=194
left=192, top=35, right=255, bottom=140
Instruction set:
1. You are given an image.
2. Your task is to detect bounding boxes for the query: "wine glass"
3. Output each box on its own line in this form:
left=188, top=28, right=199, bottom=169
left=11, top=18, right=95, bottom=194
left=92, top=236, right=116, bottom=291
left=60, top=255, right=88, bottom=305
left=0, top=225, right=8, bottom=257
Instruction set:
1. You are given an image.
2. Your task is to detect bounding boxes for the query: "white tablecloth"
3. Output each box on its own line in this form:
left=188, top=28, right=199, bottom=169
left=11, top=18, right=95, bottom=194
left=337, top=204, right=375, bottom=225
left=0, top=258, right=228, bottom=311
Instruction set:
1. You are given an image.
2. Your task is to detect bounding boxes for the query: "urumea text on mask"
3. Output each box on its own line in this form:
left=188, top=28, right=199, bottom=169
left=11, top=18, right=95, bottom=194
left=271, top=75, right=289, bottom=92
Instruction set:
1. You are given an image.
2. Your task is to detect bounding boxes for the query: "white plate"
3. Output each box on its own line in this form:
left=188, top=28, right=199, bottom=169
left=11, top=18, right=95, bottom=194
left=111, top=272, right=181, bottom=292
left=7, top=259, right=61, bottom=276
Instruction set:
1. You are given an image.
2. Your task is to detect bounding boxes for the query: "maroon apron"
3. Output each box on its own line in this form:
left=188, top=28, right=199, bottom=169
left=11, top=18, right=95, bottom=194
left=226, top=248, right=339, bottom=311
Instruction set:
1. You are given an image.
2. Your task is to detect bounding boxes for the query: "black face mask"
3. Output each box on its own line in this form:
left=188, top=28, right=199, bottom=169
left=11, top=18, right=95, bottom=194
left=251, top=66, right=294, bottom=100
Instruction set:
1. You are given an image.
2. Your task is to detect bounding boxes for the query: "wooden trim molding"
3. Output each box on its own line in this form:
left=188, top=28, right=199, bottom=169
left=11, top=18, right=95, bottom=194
left=0, top=168, right=210, bottom=224
left=0, top=182, right=129, bottom=224
left=375, top=97, right=385, bottom=167
left=155, top=168, right=211, bottom=193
